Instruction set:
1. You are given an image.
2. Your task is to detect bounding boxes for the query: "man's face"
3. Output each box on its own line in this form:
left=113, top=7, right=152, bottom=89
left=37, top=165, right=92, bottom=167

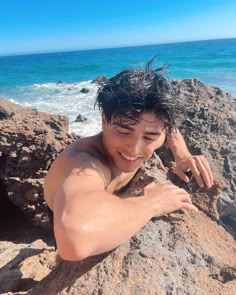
left=102, top=112, right=166, bottom=173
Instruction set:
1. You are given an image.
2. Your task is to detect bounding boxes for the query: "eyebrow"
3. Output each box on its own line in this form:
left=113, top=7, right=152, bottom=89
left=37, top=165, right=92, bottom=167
left=114, top=123, right=162, bottom=136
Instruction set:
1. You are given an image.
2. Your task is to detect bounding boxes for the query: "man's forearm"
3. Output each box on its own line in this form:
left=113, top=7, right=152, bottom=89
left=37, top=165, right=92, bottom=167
left=165, top=128, right=191, bottom=161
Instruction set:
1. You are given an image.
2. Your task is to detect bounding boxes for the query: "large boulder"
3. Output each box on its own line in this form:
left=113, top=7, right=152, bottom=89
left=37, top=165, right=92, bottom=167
left=158, top=79, right=235, bottom=223
left=28, top=154, right=236, bottom=295
left=0, top=97, right=78, bottom=228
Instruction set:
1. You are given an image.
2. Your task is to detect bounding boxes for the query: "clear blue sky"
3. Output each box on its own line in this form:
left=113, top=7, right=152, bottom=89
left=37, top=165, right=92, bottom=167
left=0, top=0, right=236, bottom=55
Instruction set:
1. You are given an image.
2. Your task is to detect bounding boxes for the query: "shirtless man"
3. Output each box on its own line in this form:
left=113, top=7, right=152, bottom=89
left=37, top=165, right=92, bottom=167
left=44, top=61, right=213, bottom=261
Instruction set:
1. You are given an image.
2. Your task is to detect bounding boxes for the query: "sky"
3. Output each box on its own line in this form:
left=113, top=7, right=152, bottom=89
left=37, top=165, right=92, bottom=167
left=0, top=0, right=236, bottom=56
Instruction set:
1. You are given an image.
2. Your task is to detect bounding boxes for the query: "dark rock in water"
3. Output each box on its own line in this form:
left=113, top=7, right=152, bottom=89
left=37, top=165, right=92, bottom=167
left=75, top=114, right=87, bottom=122
left=56, top=81, right=64, bottom=85
left=80, top=88, right=89, bottom=93
left=91, top=75, right=108, bottom=84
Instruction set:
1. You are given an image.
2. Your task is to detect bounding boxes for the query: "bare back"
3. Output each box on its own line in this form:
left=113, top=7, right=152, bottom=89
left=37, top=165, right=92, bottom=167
left=44, top=133, right=137, bottom=209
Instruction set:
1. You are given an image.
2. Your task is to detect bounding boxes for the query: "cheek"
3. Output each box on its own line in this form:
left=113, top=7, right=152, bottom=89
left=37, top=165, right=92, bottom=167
left=155, top=133, right=166, bottom=148
left=144, top=135, right=166, bottom=156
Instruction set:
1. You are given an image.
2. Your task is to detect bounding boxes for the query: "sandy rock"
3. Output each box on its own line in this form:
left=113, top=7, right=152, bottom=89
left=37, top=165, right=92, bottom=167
left=0, top=239, right=57, bottom=294
left=28, top=154, right=236, bottom=295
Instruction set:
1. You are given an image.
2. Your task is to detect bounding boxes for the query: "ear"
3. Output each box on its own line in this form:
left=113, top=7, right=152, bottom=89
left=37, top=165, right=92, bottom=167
left=102, top=113, right=107, bottom=129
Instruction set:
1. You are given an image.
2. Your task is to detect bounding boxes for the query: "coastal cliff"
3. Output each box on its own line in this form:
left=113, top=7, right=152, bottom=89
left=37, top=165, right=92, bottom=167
left=0, top=79, right=235, bottom=294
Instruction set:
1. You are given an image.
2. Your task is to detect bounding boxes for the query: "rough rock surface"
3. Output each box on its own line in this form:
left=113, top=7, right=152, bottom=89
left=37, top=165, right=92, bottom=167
left=28, top=155, right=236, bottom=295
left=0, top=204, right=57, bottom=294
left=158, top=79, right=236, bottom=228
left=0, top=97, right=78, bottom=228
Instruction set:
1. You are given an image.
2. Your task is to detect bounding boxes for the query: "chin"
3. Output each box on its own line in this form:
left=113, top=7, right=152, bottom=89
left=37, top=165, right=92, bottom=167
left=116, top=159, right=143, bottom=173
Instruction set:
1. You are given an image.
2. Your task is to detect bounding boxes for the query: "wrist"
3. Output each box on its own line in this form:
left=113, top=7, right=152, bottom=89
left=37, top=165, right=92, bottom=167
left=135, top=195, right=157, bottom=219
left=174, top=150, right=191, bottom=163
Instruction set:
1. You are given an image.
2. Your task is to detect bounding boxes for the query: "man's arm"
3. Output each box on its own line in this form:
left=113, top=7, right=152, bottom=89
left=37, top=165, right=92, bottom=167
left=165, top=128, right=213, bottom=188
left=53, top=154, right=198, bottom=261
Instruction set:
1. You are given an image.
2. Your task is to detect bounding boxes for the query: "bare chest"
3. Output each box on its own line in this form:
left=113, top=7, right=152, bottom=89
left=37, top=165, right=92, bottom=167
left=105, top=172, right=136, bottom=194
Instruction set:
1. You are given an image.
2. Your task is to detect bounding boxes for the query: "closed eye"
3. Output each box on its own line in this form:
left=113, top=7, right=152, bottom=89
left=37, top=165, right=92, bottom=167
left=117, top=129, right=130, bottom=135
left=144, top=136, right=157, bottom=142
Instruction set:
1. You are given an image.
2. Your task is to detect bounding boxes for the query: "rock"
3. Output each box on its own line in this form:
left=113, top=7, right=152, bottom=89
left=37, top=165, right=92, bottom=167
left=28, top=154, right=236, bottom=295
left=74, top=114, right=87, bottom=123
left=0, top=97, right=23, bottom=120
left=159, top=79, right=236, bottom=224
left=0, top=239, right=57, bottom=294
left=91, top=76, right=108, bottom=84
left=80, top=88, right=89, bottom=93
left=0, top=97, right=78, bottom=228
left=56, top=81, right=64, bottom=85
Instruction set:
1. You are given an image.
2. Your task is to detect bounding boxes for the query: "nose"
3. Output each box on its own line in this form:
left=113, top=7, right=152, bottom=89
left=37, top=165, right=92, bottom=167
left=126, top=137, right=142, bottom=156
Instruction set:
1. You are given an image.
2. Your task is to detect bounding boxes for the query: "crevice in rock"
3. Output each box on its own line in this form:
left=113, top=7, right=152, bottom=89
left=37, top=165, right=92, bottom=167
left=210, top=267, right=236, bottom=283
left=219, top=216, right=236, bottom=240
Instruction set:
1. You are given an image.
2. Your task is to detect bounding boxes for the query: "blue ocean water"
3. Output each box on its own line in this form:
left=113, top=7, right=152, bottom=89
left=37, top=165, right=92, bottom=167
left=0, top=38, right=235, bottom=136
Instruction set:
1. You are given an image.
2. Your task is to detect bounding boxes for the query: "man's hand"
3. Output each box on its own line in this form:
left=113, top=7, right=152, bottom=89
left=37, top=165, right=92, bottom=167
left=173, top=154, right=214, bottom=188
left=143, top=182, right=198, bottom=216
left=165, top=128, right=214, bottom=189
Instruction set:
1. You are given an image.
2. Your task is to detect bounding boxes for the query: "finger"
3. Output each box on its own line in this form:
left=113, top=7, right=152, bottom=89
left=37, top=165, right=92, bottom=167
left=195, top=156, right=212, bottom=188
left=201, top=156, right=214, bottom=187
left=181, top=202, right=199, bottom=212
left=188, top=159, right=204, bottom=188
left=144, top=182, right=156, bottom=190
left=175, top=187, right=190, bottom=195
left=173, top=167, right=189, bottom=183
left=179, top=193, right=192, bottom=204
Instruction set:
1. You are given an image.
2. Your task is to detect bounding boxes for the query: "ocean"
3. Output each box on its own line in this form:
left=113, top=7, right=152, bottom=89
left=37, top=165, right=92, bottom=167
left=0, top=38, right=235, bottom=137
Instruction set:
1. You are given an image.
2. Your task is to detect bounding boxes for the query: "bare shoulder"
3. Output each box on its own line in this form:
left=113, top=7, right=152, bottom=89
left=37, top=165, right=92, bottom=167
left=44, top=133, right=111, bottom=208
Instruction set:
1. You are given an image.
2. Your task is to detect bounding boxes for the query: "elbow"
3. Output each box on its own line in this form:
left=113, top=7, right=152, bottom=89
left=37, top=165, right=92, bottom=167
left=57, top=246, right=89, bottom=261
left=55, top=224, right=93, bottom=261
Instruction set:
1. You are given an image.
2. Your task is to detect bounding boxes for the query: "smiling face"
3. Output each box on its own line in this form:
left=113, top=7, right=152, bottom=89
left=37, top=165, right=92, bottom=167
left=102, top=112, right=166, bottom=173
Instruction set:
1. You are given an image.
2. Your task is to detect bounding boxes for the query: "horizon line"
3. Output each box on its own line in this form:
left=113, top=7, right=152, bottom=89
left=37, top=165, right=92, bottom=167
left=0, top=37, right=235, bottom=58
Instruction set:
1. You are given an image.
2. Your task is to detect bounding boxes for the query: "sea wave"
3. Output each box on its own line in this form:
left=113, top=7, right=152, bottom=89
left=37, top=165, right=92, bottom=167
left=6, top=80, right=102, bottom=137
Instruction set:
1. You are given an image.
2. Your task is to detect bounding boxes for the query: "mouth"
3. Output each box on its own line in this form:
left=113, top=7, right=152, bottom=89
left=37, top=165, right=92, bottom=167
left=119, top=152, right=143, bottom=162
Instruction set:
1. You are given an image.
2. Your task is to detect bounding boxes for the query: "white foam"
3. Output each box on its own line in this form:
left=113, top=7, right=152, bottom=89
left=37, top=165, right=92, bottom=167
left=12, top=81, right=102, bottom=137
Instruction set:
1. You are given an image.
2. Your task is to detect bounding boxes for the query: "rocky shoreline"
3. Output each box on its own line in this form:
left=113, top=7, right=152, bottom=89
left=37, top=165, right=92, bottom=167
left=0, top=78, right=235, bottom=294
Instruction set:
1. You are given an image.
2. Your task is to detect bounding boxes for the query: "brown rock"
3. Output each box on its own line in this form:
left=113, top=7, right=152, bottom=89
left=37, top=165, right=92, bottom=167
left=28, top=155, right=236, bottom=295
left=159, top=79, right=236, bottom=224
left=0, top=97, right=78, bottom=227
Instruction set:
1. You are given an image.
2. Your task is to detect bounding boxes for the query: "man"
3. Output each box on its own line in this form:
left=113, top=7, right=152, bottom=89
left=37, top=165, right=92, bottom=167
left=44, top=60, right=213, bottom=261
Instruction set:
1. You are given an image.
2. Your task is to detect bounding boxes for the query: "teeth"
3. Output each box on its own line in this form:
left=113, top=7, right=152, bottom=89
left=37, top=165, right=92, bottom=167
left=121, top=153, right=140, bottom=161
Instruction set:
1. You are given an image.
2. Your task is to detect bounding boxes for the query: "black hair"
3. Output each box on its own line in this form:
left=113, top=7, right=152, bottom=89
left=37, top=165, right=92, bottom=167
left=95, top=57, right=181, bottom=133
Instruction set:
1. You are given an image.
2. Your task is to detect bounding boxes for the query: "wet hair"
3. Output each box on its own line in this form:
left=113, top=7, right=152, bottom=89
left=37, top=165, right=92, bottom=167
left=95, top=57, right=180, bottom=133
